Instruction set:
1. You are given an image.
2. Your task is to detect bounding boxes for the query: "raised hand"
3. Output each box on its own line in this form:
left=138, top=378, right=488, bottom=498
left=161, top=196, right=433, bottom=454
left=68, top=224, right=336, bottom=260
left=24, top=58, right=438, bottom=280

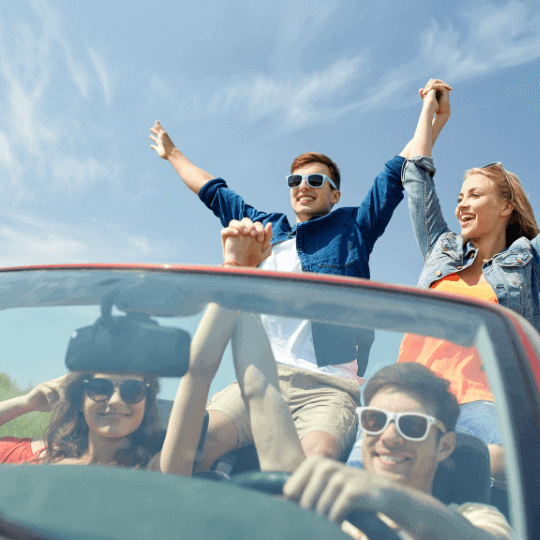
left=150, top=121, right=178, bottom=160
left=419, top=79, right=452, bottom=116
left=221, top=218, right=273, bottom=267
left=24, top=374, right=69, bottom=413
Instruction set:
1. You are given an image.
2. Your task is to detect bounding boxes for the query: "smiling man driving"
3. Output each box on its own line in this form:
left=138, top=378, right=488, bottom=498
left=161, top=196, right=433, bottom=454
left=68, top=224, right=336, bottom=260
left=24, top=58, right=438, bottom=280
left=283, top=363, right=511, bottom=540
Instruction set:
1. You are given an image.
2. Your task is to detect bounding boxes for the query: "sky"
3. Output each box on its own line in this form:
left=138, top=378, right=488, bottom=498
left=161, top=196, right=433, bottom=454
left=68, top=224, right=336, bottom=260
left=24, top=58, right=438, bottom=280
left=1, top=0, right=540, bottom=397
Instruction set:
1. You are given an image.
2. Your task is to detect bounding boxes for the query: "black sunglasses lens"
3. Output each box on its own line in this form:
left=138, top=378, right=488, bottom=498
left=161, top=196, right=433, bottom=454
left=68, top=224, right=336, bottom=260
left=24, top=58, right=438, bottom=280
left=361, top=410, right=387, bottom=433
left=85, top=379, right=113, bottom=402
left=398, top=415, right=428, bottom=439
left=287, top=175, right=302, bottom=188
left=307, top=174, right=324, bottom=187
left=119, top=381, right=147, bottom=404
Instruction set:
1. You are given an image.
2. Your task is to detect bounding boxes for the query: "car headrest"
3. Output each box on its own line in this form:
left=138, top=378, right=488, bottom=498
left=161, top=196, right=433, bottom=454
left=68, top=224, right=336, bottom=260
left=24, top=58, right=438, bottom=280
left=432, top=432, right=491, bottom=505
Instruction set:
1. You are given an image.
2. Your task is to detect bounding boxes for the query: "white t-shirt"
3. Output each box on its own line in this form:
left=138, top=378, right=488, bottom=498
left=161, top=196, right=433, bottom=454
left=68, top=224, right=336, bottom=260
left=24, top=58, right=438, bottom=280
left=259, top=238, right=358, bottom=381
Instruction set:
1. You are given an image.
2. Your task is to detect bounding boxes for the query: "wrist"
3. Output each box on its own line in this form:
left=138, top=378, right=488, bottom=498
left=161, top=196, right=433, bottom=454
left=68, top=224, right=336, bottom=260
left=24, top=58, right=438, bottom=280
left=434, top=111, right=450, bottom=122
left=18, top=394, right=36, bottom=413
left=167, top=147, right=184, bottom=162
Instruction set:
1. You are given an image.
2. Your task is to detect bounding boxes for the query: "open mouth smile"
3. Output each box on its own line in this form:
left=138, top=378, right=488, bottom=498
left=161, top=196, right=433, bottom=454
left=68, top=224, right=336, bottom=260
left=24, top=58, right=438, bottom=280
left=375, top=452, right=410, bottom=465
left=460, top=214, right=475, bottom=225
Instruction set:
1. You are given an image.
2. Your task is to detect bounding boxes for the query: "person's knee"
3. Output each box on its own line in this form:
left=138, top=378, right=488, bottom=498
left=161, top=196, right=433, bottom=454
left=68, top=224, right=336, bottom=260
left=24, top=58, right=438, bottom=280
left=241, top=365, right=272, bottom=402
left=301, top=431, right=342, bottom=460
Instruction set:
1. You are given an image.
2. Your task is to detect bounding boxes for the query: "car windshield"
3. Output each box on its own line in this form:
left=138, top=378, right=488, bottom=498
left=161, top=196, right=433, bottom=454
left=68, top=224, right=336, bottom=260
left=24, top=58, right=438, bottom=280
left=0, top=267, right=526, bottom=539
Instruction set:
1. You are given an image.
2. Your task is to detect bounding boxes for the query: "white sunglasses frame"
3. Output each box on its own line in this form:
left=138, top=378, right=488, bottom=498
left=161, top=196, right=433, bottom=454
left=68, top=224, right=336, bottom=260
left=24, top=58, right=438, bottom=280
left=357, top=406, right=447, bottom=442
left=286, top=173, right=338, bottom=190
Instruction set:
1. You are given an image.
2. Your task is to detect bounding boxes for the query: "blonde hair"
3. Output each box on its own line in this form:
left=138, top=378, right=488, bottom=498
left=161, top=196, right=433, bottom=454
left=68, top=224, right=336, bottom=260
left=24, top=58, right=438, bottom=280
left=465, top=165, right=538, bottom=246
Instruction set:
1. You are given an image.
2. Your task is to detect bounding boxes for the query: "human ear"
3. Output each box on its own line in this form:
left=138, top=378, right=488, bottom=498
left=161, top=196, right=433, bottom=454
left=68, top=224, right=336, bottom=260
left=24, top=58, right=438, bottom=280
left=436, top=432, right=456, bottom=463
left=331, top=190, right=341, bottom=205
left=501, top=201, right=514, bottom=218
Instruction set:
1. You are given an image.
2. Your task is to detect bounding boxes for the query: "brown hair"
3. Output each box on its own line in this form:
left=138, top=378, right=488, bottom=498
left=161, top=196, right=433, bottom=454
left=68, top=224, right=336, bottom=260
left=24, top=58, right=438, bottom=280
left=465, top=165, right=539, bottom=246
left=363, top=363, right=460, bottom=433
left=291, top=152, right=341, bottom=190
left=43, top=372, right=161, bottom=468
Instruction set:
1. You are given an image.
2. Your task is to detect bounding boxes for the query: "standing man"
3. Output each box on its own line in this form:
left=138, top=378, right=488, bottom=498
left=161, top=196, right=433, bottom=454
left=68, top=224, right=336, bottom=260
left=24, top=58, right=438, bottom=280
left=150, top=121, right=405, bottom=466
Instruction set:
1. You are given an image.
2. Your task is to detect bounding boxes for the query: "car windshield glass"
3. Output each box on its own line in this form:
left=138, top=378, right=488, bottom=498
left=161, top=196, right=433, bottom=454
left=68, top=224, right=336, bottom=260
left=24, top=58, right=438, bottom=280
left=0, top=268, right=519, bottom=540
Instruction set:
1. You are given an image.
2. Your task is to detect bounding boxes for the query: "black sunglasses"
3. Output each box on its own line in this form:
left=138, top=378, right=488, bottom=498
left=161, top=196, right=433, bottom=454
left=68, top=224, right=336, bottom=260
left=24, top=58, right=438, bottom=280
left=357, top=407, right=446, bottom=442
left=83, top=378, right=149, bottom=404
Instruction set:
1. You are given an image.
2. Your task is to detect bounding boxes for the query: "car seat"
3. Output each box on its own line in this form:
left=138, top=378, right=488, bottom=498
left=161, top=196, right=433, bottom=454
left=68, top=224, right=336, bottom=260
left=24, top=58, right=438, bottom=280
left=432, top=432, right=491, bottom=505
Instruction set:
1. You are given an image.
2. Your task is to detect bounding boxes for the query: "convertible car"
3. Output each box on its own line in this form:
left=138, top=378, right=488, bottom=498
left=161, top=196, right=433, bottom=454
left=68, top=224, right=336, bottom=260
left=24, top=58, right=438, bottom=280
left=0, top=264, right=539, bottom=539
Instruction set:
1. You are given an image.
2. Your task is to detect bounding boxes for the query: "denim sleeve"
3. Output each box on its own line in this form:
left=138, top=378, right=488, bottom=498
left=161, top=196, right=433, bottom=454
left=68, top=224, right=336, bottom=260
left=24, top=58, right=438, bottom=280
left=354, top=155, right=405, bottom=254
left=402, top=156, right=451, bottom=260
left=198, top=178, right=276, bottom=227
left=529, top=235, right=540, bottom=269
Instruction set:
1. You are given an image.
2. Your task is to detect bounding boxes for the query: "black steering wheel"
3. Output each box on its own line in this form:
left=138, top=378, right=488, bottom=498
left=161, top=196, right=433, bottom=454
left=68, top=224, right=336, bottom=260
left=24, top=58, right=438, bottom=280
left=230, top=471, right=402, bottom=540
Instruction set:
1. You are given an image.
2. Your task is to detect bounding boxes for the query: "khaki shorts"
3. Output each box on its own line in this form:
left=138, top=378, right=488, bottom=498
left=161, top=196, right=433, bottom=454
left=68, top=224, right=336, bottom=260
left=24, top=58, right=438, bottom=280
left=206, top=364, right=361, bottom=459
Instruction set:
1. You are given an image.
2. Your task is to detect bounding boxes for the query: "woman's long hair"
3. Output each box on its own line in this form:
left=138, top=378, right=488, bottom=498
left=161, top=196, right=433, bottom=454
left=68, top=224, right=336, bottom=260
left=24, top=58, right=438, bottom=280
left=43, top=372, right=161, bottom=468
left=465, top=165, right=539, bottom=246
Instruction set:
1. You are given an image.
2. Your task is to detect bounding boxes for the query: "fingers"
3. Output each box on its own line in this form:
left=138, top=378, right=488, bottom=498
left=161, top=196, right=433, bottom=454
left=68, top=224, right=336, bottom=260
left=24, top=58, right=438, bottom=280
left=150, top=120, right=164, bottom=136
left=283, top=456, right=343, bottom=511
left=42, top=386, right=60, bottom=408
left=262, top=222, right=273, bottom=251
left=283, top=455, right=323, bottom=501
left=420, top=79, right=453, bottom=99
left=227, top=218, right=267, bottom=241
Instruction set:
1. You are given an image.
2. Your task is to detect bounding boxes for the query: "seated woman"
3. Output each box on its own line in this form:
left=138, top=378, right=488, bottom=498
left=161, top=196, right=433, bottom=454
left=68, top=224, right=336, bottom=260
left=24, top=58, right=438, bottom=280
left=0, top=220, right=299, bottom=475
left=397, top=79, right=540, bottom=484
left=0, top=373, right=162, bottom=468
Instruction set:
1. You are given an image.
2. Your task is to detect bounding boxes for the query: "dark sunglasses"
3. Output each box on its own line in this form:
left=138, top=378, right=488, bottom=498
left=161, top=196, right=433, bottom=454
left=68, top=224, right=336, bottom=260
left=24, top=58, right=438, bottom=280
left=83, top=378, right=149, bottom=404
left=357, top=407, right=446, bottom=442
left=286, top=173, right=337, bottom=190
left=481, top=162, right=514, bottom=201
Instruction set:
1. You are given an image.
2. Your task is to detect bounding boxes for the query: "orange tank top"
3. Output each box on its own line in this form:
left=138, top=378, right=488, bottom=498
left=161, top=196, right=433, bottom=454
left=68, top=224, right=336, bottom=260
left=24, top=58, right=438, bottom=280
left=397, top=274, right=497, bottom=404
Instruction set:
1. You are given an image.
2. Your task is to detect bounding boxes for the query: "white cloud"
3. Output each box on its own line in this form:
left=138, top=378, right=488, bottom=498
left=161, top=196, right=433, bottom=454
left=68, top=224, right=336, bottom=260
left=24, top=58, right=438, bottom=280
left=53, top=158, right=118, bottom=188
left=358, top=1, right=540, bottom=113
left=0, top=225, right=88, bottom=267
left=88, top=47, right=112, bottom=104
left=29, top=0, right=89, bottom=97
left=0, top=217, right=179, bottom=268
left=1, top=60, right=57, bottom=156
left=179, top=1, right=540, bottom=130
left=204, top=53, right=367, bottom=127
left=0, top=131, right=13, bottom=167
left=128, top=236, right=150, bottom=256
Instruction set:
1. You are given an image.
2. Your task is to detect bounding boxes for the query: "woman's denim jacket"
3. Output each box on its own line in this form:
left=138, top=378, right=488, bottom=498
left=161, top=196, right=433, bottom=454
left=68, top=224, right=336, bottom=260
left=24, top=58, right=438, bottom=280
left=403, top=156, right=540, bottom=332
left=198, top=156, right=405, bottom=374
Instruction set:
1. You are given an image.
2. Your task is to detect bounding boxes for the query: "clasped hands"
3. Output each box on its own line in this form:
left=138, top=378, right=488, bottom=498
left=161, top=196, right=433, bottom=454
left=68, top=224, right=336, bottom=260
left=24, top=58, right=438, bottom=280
left=221, top=218, right=273, bottom=268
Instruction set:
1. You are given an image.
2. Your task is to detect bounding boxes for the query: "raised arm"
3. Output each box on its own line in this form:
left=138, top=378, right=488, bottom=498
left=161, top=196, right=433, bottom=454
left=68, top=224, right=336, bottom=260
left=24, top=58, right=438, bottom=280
left=0, top=375, right=67, bottom=429
left=151, top=219, right=276, bottom=475
left=400, top=79, right=452, bottom=159
left=222, top=219, right=305, bottom=471
left=151, top=303, right=238, bottom=476
left=150, top=121, right=214, bottom=195
left=399, top=80, right=453, bottom=259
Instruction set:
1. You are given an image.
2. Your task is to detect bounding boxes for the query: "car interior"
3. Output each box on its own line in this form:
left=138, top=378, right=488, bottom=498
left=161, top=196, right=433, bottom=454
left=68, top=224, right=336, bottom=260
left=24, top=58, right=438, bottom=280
left=0, top=267, right=534, bottom=538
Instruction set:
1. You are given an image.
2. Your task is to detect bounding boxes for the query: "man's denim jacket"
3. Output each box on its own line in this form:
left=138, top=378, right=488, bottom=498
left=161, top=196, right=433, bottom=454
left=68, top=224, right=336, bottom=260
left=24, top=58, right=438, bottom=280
left=403, top=156, right=540, bottom=332
left=199, top=156, right=405, bottom=374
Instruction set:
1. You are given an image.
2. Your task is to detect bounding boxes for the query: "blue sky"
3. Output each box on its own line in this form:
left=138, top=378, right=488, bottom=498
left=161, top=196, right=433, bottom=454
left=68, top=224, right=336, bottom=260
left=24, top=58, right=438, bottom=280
left=1, top=0, right=539, bottom=287
left=1, top=0, right=540, bottom=397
